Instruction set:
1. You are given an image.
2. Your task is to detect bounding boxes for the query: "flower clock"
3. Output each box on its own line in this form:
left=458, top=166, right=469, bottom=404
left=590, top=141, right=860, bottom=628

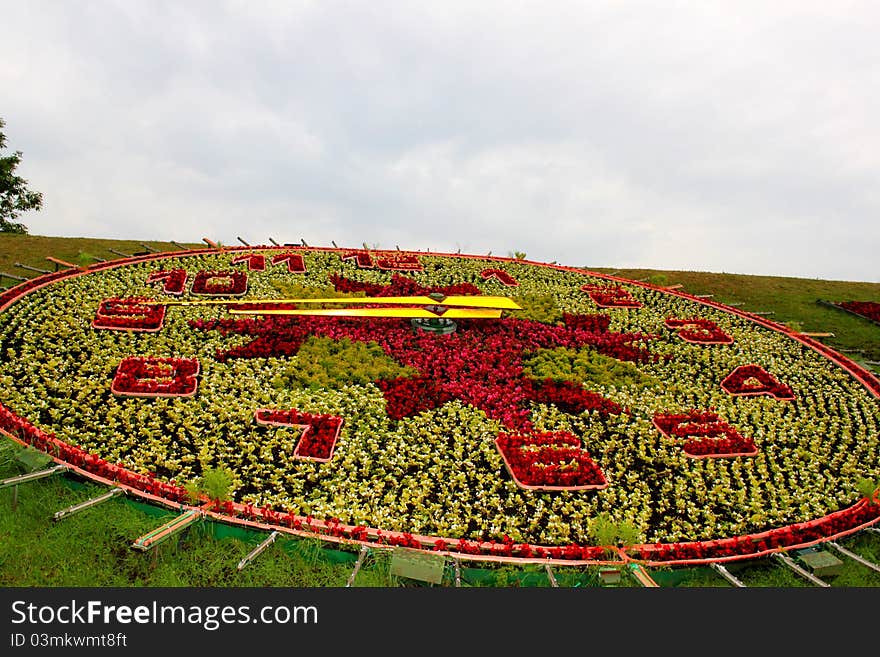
left=0, top=246, right=878, bottom=566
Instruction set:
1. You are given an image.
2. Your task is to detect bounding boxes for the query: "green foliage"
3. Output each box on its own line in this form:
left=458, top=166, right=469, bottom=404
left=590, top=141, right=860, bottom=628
left=272, top=336, right=416, bottom=391
left=186, top=466, right=235, bottom=502
left=646, top=273, right=668, bottom=287
left=509, top=250, right=527, bottom=260
left=590, top=513, right=642, bottom=553
left=509, top=292, right=563, bottom=324
left=855, top=476, right=879, bottom=502
left=76, top=251, right=99, bottom=267
left=522, top=346, right=658, bottom=389
left=0, top=118, right=42, bottom=234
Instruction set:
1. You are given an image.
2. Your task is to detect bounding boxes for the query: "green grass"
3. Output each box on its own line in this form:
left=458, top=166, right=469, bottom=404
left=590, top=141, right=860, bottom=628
left=0, top=234, right=878, bottom=587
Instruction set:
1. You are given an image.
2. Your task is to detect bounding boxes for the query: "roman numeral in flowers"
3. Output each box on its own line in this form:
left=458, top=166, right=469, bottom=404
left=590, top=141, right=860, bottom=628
left=270, top=252, right=306, bottom=273
left=111, top=357, right=200, bottom=397
left=255, top=409, right=344, bottom=462
left=481, top=269, right=519, bottom=286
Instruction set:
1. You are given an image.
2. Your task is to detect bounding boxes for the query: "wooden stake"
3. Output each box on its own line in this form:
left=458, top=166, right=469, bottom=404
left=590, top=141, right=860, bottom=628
left=346, top=545, right=369, bottom=587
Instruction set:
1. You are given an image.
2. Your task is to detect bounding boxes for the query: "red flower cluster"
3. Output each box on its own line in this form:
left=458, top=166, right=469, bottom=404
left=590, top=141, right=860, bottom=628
left=721, top=364, right=795, bottom=400
left=271, top=253, right=307, bottom=273
left=192, top=274, right=653, bottom=432
left=665, top=317, right=734, bottom=344
left=146, top=269, right=187, bottom=295
left=191, top=271, right=248, bottom=296
left=328, top=272, right=481, bottom=297
left=836, top=301, right=880, bottom=324
left=231, top=254, right=266, bottom=271
left=528, top=378, right=623, bottom=416
left=480, top=269, right=519, bottom=286
left=376, top=376, right=453, bottom=420
left=495, top=430, right=608, bottom=490
left=653, top=410, right=757, bottom=458
left=255, top=408, right=344, bottom=461
left=340, top=250, right=423, bottom=271
left=561, top=313, right=611, bottom=334
left=92, top=297, right=166, bottom=331
left=581, top=284, right=642, bottom=308
left=111, top=357, right=200, bottom=397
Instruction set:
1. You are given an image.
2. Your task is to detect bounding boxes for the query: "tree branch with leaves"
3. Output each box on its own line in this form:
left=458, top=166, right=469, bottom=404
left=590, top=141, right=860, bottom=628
left=1, top=118, right=42, bottom=234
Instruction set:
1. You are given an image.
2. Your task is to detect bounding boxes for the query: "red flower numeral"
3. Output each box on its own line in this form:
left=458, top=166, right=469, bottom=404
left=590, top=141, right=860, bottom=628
left=721, top=364, right=795, bottom=400
left=581, top=284, right=642, bottom=308
left=495, top=430, right=608, bottom=490
left=92, top=298, right=166, bottom=332
left=340, top=250, right=422, bottom=271
left=653, top=410, right=757, bottom=458
left=665, top=318, right=734, bottom=344
left=191, top=271, right=248, bottom=296
left=255, top=409, right=344, bottom=462
left=111, top=357, right=200, bottom=398
left=231, top=254, right=266, bottom=271
left=147, top=269, right=187, bottom=295
left=271, top=253, right=307, bottom=273
left=481, top=269, right=519, bottom=286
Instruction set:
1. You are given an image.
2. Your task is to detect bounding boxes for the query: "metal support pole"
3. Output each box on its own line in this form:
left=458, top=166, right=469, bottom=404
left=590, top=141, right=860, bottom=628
left=1, top=465, right=69, bottom=489
left=752, top=310, right=775, bottom=316
left=53, top=488, right=123, bottom=521
left=545, top=563, right=559, bottom=587
left=170, top=240, right=187, bottom=250
left=711, top=562, right=747, bottom=587
left=0, top=271, right=28, bottom=282
left=775, top=553, right=830, bottom=587
left=696, top=293, right=714, bottom=298
left=140, top=243, right=159, bottom=253
left=269, top=237, right=280, bottom=246
left=237, top=236, right=250, bottom=246
left=828, top=541, right=880, bottom=574
left=454, top=558, right=461, bottom=587
left=346, top=545, right=369, bottom=587
left=331, top=240, right=338, bottom=248
left=237, top=531, right=280, bottom=570
left=15, top=262, right=51, bottom=274
left=725, top=302, right=744, bottom=306
left=300, top=238, right=308, bottom=247
left=108, top=248, right=133, bottom=258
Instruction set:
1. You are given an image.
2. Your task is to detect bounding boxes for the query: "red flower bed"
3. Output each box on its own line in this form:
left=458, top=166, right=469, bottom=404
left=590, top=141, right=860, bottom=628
left=271, top=253, right=307, bottom=273
left=665, top=317, right=733, bottom=344
left=341, top=250, right=422, bottom=271
left=328, top=272, right=481, bottom=297
left=481, top=269, right=519, bottom=286
left=92, top=297, right=166, bottom=332
left=111, top=357, right=200, bottom=397
left=376, top=376, right=453, bottom=420
left=495, top=430, right=608, bottom=490
left=255, top=408, right=344, bottom=461
left=581, top=284, right=642, bottom=308
left=562, top=313, right=611, bottom=334
left=836, top=301, right=880, bottom=324
left=721, top=364, right=795, bottom=400
left=527, top=378, right=623, bottom=416
left=231, top=254, right=266, bottom=271
left=146, top=269, right=187, bottom=295
left=191, top=271, right=248, bottom=296
left=653, top=410, right=757, bottom=458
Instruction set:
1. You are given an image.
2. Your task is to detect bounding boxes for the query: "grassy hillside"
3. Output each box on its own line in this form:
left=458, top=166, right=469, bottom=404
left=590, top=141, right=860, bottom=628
left=0, top=234, right=878, bottom=587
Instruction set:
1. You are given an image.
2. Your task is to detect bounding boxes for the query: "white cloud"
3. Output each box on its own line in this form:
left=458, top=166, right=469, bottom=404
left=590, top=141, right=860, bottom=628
left=2, top=1, right=878, bottom=280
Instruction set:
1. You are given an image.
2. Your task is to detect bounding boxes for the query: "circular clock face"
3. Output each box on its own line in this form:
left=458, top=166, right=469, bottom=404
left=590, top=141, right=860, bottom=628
left=0, top=247, right=878, bottom=563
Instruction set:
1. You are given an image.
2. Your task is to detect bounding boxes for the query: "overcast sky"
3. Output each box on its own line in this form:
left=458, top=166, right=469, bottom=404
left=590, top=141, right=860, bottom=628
left=2, top=1, right=878, bottom=281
